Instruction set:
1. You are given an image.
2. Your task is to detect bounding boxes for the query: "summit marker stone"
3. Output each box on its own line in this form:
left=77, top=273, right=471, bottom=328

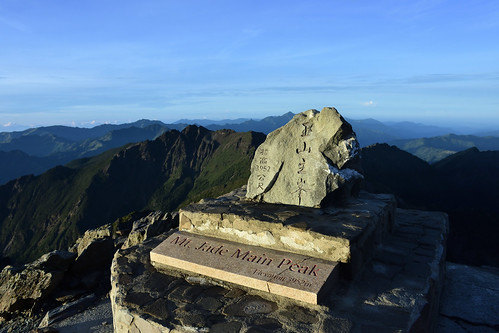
left=151, top=231, right=339, bottom=304
left=246, top=107, right=363, bottom=207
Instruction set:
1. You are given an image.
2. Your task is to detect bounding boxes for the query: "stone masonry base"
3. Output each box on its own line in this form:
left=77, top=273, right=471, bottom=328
left=110, top=208, right=448, bottom=332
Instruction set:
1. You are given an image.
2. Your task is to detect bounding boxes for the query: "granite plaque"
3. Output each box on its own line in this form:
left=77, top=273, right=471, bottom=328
left=150, top=231, right=339, bottom=304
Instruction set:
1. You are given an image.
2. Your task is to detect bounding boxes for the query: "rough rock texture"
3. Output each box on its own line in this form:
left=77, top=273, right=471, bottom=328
left=122, top=211, right=178, bottom=249
left=70, top=225, right=112, bottom=255
left=0, top=211, right=177, bottom=328
left=246, top=107, right=362, bottom=207
left=0, top=223, right=117, bottom=321
left=437, top=263, right=499, bottom=332
left=0, top=250, right=76, bottom=320
left=180, top=187, right=395, bottom=277
left=111, top=208, right=448, bottom=332
left=69, top=224, right=115, bottom=275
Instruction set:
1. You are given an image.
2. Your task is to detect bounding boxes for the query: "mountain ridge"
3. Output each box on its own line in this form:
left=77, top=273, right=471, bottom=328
left=0, top=124, right=173, bottom=184
left=390, top=134, right=499, bottom=163
left=0, top=114, right=295, bottom=185
left=0, top=126, right=265, bottom=264
left=1, top=113, right=498, bottom=185
left=0, top=119, right=174, bottom=142
left=1, top=133, right=497, bottom=268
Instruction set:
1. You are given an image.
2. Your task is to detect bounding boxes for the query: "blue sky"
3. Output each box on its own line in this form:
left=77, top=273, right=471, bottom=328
left=1, top=0, right=498, bottom=131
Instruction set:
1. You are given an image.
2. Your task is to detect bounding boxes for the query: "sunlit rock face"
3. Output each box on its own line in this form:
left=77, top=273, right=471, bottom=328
left=246, top=107, right=363, bottom=207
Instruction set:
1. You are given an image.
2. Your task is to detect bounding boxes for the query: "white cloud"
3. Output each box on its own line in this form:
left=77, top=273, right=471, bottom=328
left=362, top=100, right=376, bottom=107
left=3, top=122, right=13, bottom=127
left=79, top=120, right=97, bottom=127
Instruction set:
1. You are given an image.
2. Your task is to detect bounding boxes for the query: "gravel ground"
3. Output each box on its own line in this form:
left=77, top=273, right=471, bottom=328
left=0, top=297, right=113, bottom=333
left=0, top=316, right=40, bottom=333
left=49, top=297, right=113, bottom=333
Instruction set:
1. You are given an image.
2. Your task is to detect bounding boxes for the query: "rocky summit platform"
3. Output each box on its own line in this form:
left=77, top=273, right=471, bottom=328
left=111, top=205, right=448, bottom=332
left=110, top=109, right=448, bottom=332
left=179, top=188, right=395, bottom=278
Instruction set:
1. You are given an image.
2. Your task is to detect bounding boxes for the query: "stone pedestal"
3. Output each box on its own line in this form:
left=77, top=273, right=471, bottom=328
left=111, top=206, right=448, bottom=332
left=146, top=188, right=396, bottom=305
left=179, top=188, right=395, bottom=278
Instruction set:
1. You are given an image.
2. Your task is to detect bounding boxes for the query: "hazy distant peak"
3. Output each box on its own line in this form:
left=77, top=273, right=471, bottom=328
left=173, top=117, right=251, bottom=126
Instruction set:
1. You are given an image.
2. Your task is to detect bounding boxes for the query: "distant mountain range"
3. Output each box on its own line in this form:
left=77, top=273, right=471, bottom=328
left=173, top=117, right=251, bottom=126
left=1, top=113, right=499, bottom=184
left=390, top=134, right=499, bottom=163
left=204, top=112, right=296, bottom=134
left=0, top=122, right=182, bottom=184
left=1, top=127, right=497, bottom=270
left=347, top=118, right=457, bottom=147
left=0, top=119, right=174, bottom=144
left=0, top=115, right=293, bottom=185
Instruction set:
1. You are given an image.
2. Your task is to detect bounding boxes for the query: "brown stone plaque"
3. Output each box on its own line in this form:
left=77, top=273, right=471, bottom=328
left=150, top=231, right=339, bottom=304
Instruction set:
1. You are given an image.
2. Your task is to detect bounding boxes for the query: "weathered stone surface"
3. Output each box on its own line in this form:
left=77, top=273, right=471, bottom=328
left=223, top=295, right=278, bottom=316
left=151, top=231, right=339, bottom=304
left=122, top=211, right=178, bottom=249
left=180, top=188, right=395, bottom=276
left=437, top=262, right=499, bottom=331
left=246, top=107, right=362, bottom=207
left=112, top=207, right=448, bottom=332
left=69, top=224, right=112, bottom=256
left=0, top=251, right=75, bottom=319
left=70, top=224, right=115, bottom=275
left=32, top=250, right=77, bottom=271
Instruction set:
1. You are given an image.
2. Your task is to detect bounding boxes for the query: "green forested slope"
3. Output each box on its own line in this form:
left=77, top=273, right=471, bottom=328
left=0, top=126, right=264, bottom=264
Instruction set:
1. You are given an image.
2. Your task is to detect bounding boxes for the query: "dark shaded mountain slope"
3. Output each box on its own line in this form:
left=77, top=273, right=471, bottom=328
left=0, top=126, right=265, bottom=264
left=360, top=144, right=440, bottom=210
left=433, top=148, right=499, bottom=266
left=362, top=144, right=499, bottom=267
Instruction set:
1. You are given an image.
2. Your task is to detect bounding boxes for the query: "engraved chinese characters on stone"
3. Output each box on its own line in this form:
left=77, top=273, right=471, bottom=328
left=294, top=121, right=314, bottom=205
left=246, top=107, right=363, bottom=207
left=248, top=145, right=283, bottom=194
left=255, top=147, right=270, bottom=190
